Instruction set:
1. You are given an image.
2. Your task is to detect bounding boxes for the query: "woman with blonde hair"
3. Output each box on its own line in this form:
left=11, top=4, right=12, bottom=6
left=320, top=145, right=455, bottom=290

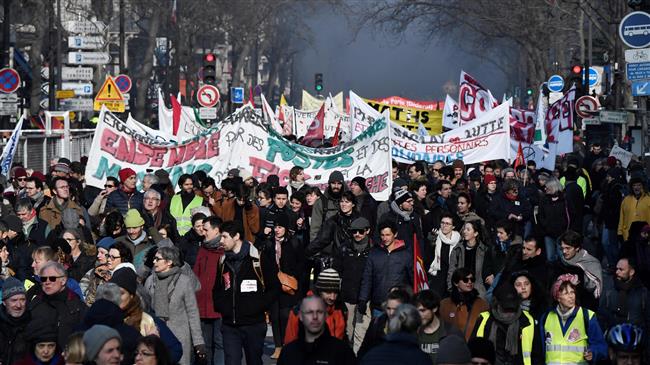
left=63, top=228, right=96, bottom=282
left=63, top=332, right=85, bottom=365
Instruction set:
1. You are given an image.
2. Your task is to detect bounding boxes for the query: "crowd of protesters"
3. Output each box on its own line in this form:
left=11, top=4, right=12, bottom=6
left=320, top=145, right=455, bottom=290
left=0, top=142, right=649, bottom=365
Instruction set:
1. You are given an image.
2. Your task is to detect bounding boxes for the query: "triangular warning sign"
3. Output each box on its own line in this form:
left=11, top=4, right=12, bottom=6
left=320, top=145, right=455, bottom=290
left=95, top=76, right=124, bottom=102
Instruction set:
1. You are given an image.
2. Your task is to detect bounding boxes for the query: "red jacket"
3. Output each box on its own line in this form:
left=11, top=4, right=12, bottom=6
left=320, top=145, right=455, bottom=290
left=283, top=299, right=347, bottom=345
left=193, top=245, right=224, bottom=319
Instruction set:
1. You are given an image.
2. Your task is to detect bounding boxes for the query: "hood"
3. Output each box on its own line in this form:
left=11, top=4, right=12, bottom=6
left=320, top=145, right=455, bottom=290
left=82, top=299, right=125, bottom=329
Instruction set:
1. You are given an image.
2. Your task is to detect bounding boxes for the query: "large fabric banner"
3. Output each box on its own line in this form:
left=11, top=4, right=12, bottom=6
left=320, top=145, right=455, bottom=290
left=301, top=90, right=344, bottom=111
left=372, top=96, right=441, bottom=111
left=324, top=97, right=351, bottom=141
left=391, top=102, right=511, bottom=164
left=364, top=97, right=443, bottom=135
left=87, top=106, right=392, bottom=200
left=158, top=90, right=208, bottom=142
left=458, top=71, right=499, bottom=126
left=443, top=95, right=459, bottom=130
left=350, top=91, right=381, bottom=139
left=0, top=115, right=24, bottom=176
left=545, top=87, right=575, bottom=155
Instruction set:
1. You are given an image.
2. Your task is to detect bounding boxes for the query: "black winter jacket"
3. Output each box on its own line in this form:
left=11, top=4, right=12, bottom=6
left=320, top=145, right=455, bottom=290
left=27, top=288, right=86, bottom=348
left=0, top=304, right=30, bottom=365
left=334, top=238, right=372, bottom=304
left=260, top=235, right=304, bottom=308
left=306, top=211, right=359, bottom=257
left=358, top=241, right=413, bottom=309
left=278, top=324, right=356, bottom=365
left=538, top=194, right=569, bottom=238
left=360, top=332, right=431, bottom=365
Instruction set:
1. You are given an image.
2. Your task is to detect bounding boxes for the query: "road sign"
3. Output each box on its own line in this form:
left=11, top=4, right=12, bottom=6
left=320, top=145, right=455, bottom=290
left=575, top=95, right=599, bottom=119
left=199, top=107, right=217, bottom=120
left=0, top=68, right=20, bottom=93
left=626, top=62, right=650, bottom=81
left=620, top=11, right=650, bottom=49
left=42, top=67, right=94, bottom=81
left=582, top=118, right=601, bottom=126
left=94, top=77, right=125, bottom=112
left=0, top=93, right=18, bottom=115
left=600, top=110, right=632, bottom=124
left=231, top=87, right=244, bottom=104
left=68, top=36, right=106, bottom=50
left=583, top=67, right=600, bottom=87
left=547, top=75, right=564, bottom=92
left=56, top=90, right=75, bottom=99
left=114, top=75, right=132, bottom=93
left=197, top=85, right=220, bottom=107
left=60, top=98, right=93, bottom=111
left=68, top=52, right=111, bottom=65
left=63, top=20, right=107, bottom=34
left=625, top=48, right=650, bottom=63
left=42, top=82, right=93, bottom=96
left=632, top=80, right=650, bottom=96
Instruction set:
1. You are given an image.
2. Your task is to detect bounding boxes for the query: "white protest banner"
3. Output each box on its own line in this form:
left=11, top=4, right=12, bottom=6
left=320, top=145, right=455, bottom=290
left=458, top=71, right=499, bottom=125
left=545, top=87, right=575, bottom=154
left=391, top=102, right=511, bottom=164
left=125, top=113, right=177, bottom=144
left=324, top=96, right=351, bottom=141
left=443, top=95, right=459, bottom=129
left=302, top=90, right=344, bottom=111
left=534, top=87, right=548, bottom=144
left=294, top=108, right=319, bottom=138
left=508, top=106, right=556, bottom=170
left=349, top=91, right=381, bottom=138
left=158, top=90, right=208, bottom=142
left=87, top=105, right=393, bottom=200
left=609, top=145, right=635, bottom=168
left=260, top=93, right=284, bottom=134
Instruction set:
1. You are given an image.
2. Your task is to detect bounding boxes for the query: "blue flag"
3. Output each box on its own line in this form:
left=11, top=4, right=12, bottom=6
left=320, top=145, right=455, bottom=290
left=0, top=115, right=24, bottom=176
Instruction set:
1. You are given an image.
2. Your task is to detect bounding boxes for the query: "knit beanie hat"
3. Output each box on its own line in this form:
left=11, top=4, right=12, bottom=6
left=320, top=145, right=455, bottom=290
left=437, top=335, right=471, bottom=364
left=351, top=176, right=367, bottom=191
left=13, top=167, right=27, bottom=178
left=31, top=171, right=46, bottom=183
left=96, top=237, right=116, bottom=251
left=493, top=283, right=520, bottom=311
left=468, top=337, right=496, bottom=364
left=53, top=163, right=71, bottom=174
left=118, top=168, right=136, bottom=183
left=394, top=189, right=412, bottom=206
left=484, top=174, right=497, bottom=185
left=110, top=267, right=138, bottom=295
left=393, top=178, right=408, bottom=191
left=123, top=209, right=144, bottom=228
left=315, top=268, right=341, bottom=292
left=2, top=215, right=22, bottom=233
left=2, top=277, right=25, bottom=300
left=154, top=169, right=171, bottom=186
left=551, top=274, right=580, bottom=301
left=83, top=325, right=121, bottom=361
left=328, top=171, right=345, bottom=183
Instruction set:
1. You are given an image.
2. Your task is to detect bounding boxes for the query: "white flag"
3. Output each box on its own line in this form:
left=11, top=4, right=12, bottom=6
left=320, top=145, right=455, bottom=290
left=0, top=115, right=24, bottom=176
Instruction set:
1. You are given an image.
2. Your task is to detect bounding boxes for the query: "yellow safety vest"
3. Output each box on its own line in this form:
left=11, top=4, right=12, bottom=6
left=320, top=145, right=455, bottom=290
left=169, top=194, right=203, bottom=236
left=543, top=307, right=591, bottom=365
left=475, top=311, right=534, bottom=365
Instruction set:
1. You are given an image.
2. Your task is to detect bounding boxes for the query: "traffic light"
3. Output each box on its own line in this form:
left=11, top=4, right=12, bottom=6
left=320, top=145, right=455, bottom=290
left=314, top=73, right=323, bottom=93
left=526, top=87, right=533, bottom=96
left=566, top=64, right=584, bottom=95
left=203, top=53, right=216, bottom=85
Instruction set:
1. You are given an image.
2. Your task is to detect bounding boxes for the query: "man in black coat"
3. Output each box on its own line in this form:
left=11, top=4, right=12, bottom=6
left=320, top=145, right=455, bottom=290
left=0, top=277, right=30, bottom=365
left=278, top=296, right=355, bottom=365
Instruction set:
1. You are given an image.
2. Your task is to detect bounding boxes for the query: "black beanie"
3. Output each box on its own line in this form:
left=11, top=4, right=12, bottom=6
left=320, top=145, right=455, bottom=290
left=110, top=268, right=138, bottom=295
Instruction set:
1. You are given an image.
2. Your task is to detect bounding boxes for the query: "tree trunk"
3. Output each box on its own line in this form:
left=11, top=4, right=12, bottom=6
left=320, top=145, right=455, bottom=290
left=230, top=43, right=250, bottom=87
left=134, top=8, right=161, bottom=121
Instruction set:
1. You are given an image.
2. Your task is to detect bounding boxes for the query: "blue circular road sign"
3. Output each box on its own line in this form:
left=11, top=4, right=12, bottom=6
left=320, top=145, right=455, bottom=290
left=547, top=75, right=564, bottom=92
left=0, top=68, right=20, bottom=93
left=619, top=11, right=650, bottom=48
left=581, top=67, right=600, bottom=87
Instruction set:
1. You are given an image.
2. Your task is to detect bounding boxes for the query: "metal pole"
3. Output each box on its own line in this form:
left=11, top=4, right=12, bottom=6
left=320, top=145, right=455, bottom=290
left=1, top=0, right=10, bottom=67
left=56, top=0, right=62, bottom=110
left=48, top=1, right=55, bottom=111
left=119, top=0, right=125, bottom=72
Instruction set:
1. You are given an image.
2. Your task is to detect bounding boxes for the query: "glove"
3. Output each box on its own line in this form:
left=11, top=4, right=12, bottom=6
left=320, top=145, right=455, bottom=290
left=357, top=302, right=367, bottom=315
left=194, top=345, right=207, bottom=365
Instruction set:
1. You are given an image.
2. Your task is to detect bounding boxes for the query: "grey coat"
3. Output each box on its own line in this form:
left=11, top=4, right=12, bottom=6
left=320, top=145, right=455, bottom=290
left=145, top=270, right=204, bottom=365
left=447, top=242, right=489, bottom=298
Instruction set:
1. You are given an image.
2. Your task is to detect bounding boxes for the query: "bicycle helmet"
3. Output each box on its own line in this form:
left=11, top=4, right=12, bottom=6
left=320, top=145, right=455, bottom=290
left=606, top=323, right=644, bottom=352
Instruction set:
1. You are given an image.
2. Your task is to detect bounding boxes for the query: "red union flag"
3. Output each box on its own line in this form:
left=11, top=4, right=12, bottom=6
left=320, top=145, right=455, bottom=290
left=413, top=234, right=429, bottom=293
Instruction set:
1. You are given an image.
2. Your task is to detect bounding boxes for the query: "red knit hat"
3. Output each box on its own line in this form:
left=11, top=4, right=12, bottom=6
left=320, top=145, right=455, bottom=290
left=484, top=174, right=497, bottom=185
left=118, top=168, right=136, bottom=183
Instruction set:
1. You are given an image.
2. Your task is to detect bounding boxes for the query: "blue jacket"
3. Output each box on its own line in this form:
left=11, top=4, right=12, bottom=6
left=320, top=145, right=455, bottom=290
left=358, top=240, right=413, bottom=309
left=105, top=189, right=144, bottom=215
left=539, top=307, right=608, bottom=363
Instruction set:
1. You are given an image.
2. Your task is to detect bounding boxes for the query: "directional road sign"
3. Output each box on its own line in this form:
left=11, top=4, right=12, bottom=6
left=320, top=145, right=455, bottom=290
left=600, top=111, right=632, bottom=124
left=68, top=52, right=111, bottom=65
left=60, top=98, right=94, bottom=112
left=626, top=62, right=650, bottom=81
left=42, top=67, right=94, bottom=81
left=620, top=11, right=650, bottom=48
left=114, top=75, right=132, bottom=93
left=68, top=36, right=106, bottom=50
left=547, top=75, right=564, bottom=92
left=63, top=20, right=107, bottom=34
left=197, top=85, right=220, bottom=107
left=0, top=68, right=20, bottom=93
left=633, top=80, right=650, bottom=96
left=231, top=87, right=244, bottom=104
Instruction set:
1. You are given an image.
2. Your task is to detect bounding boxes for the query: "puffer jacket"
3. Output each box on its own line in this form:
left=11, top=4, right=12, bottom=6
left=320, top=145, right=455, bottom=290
left=105, top=188, right=144, bottom=216
left=358, top=240, right=413, bottom=309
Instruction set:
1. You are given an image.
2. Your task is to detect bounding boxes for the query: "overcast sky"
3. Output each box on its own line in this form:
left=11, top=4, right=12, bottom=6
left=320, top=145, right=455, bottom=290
left=293, top=3, right=509, bottom=102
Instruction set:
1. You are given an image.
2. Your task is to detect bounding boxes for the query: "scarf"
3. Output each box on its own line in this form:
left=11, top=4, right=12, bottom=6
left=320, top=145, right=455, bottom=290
left=31, top=190, right=44, bottom=204
left=202, top=236, right=222, bottom=249
left=23, top=211, right=37, bottom=236
left=490, top=304, right=522, bottom=356
left=451, top=288, right=479, bottom=308
left=428, top=230, right=460, bottom=275
left=275, top=237, right=283, bottom=266
left=129, top=231, right=147, bottom=246
left=556, top=305, right=575, bottom=325
left=153, top=266, right=180, bottom=320
left=225, top=241, right=250, bottom=274
left=561, top=249, right=603, bottom=298
left=390, top=201, right=412, bottom=221
left=520, top=299, right=531, bottom=312
left=121, top=185, right=135, bottom=194
left=290, top=180, right=305, bottom=191
left=53, top=197, right=69, bottom=212
left=353, top=236, right=370, bottom=253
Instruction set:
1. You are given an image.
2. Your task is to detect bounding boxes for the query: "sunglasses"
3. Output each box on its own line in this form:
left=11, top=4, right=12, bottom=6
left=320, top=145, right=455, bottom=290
left=16, top=177, right=26, bottom=181
left=350, top=229, right=366, bottom=235
left=41, top=276, right=63, bottom=282
left=108, top=255, right=121, bottom=260
left=461, top=277, right=475, bottom=283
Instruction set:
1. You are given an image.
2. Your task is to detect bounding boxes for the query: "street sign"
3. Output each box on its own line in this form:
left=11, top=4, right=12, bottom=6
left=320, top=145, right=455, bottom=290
left=199, top=107, right=217, bottom=120
left=625, top=48, right=650, bottom=63
left=42, top=82, right=93, bottom=96
left=231, top=87, right=244, bottom=103
left=67, top=36, right=106, bottom=50
left=0, top=68, right=20, bottom=93
left=620, top=11, right=650, bottom=48
left=547, top=75, right=564, bottom=92
left=583, top=67, right=600, bottom=87
left=60, top=98, right=93, bottom=112
left=56, top=90, right=75, bottom=99
left=582, top=118, right=601, bottom=126
left=68, top=52, right=111, bottom=65
left=575, top=95, right=599, bottom=119
left=0, top=93, right=18, bottom=115
left=600, top=110, right=632, bottom=124
left=626, top=62, right=650, bottom=81
left=114, top=75, right=132, bottom=93
left=42, top=67, right=94, bottom=81
left=63, top=20, right=107, bottom=34
left=94, top=77, right=125, bottom=112
left=632, top=80, right=650, bottom=96
left=197, top=85, right=220, bottom=107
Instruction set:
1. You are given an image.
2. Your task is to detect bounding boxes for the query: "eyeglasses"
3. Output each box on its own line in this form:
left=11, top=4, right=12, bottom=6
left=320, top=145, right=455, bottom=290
left=461, top=277, right=475, bottom=283
left=108, top=255, right=121, bottom=260
left=104, top=184, right=115, bottom=188
left=135, top=351, right=155, bottom=357
left=41, top=276, right=63, bottom=282
left=440, top=221, right=453, bottom=226
left=350, top=229, right=366, bottom=235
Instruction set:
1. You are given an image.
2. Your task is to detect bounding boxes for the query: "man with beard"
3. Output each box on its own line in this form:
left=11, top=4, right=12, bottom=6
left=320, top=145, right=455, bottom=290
left=310, top=171, right=346, bottom=242
left=0, top=277, right=31, bottom=365
left=415, top=289, right=460, bottom=364
left=599, top=258, right=650, bottom=337
left=278, top=296, right=356, bottom=365
left=114, top=209, right=160, bottom=272
left=169, top=174, right=204, bottom=236
left=39, top=177, right=85, bottom=231
left=349, top=176, right=378, bottom=230
left=142, top=189, right=179, bottom=242
left=105, top=168, right=144, bottom=216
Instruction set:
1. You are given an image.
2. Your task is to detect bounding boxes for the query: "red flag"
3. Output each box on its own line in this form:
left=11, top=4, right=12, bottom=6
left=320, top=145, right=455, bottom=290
left=170, top=94, right=182, bottom=136
left=301, top=103, right=325, bottom=146
left=249, top=87, right=256, bottom=108
left=514, top=142, right=525, bottom=170
left=331, top=118, right=342, bottom=146
left=413, top=234, right=430, bottom=293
